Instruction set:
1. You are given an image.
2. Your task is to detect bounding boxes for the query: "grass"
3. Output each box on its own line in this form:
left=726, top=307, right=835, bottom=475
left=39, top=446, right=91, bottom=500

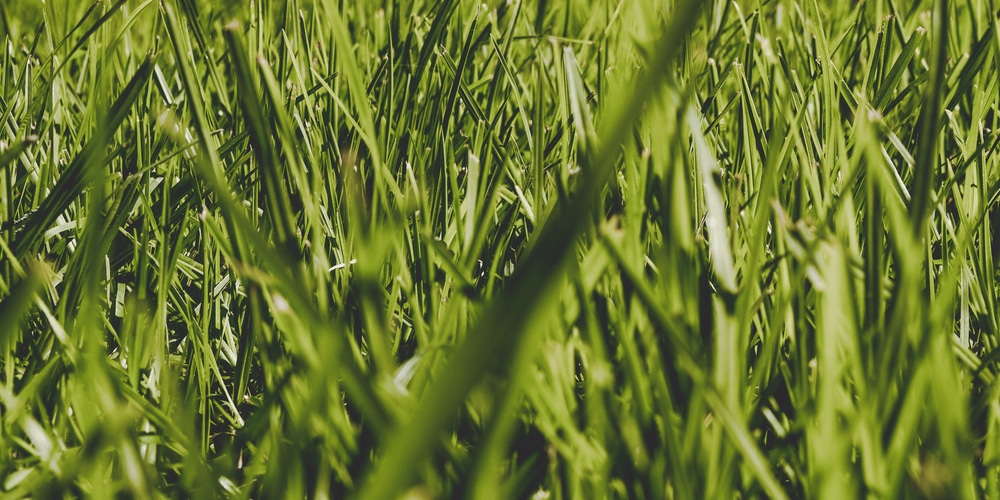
left=0, top=0, right=999, bottom=497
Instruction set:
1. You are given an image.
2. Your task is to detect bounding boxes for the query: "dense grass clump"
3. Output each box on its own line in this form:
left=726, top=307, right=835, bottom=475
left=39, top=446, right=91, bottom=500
left=1, top=0, right=1000, bottom=497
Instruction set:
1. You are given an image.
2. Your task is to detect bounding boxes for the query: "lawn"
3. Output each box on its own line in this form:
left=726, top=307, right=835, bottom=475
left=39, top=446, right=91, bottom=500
left=1, top=0, right=998, bottom=498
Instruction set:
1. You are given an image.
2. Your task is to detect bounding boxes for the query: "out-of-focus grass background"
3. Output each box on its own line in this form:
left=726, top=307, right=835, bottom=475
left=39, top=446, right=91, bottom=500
left=1, top=0, right=998, bottom=497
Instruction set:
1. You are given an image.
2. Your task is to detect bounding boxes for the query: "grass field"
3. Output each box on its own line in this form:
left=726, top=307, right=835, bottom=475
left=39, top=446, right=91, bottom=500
left=1, top=0, right=999, bottom=497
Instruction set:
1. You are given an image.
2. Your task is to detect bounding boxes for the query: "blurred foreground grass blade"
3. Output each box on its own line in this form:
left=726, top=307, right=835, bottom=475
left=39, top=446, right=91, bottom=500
left=356, top=1, right=704, bottom=498
left=0, top=261, right=46, bottom=349
left=810, top=240, right=860, bottom=499
left=10, top=56, right=154, bottom=260
left=0, top=135, right=36, bottom=173
left=908, top=0, right=948, bottom=235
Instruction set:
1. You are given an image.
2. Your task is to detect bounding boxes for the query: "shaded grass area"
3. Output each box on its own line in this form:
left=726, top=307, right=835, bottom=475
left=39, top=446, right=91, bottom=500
left=0, top=0, right=999, bottom=497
